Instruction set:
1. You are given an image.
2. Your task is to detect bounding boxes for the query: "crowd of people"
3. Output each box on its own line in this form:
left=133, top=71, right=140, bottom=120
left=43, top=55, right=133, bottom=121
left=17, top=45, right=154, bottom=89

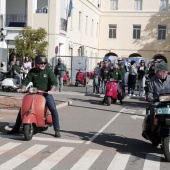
left=0, top=55, right=67, bottom=91
left=92, top=58, right=162, bottom=98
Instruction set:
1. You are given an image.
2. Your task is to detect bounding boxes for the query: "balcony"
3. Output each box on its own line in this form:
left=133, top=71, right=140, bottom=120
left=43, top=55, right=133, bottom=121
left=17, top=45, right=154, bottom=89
left=3, top=14, right=27, bottom=27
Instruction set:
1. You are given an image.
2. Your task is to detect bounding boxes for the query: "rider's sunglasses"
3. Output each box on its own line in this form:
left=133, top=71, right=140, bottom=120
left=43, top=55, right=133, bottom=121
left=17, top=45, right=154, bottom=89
left=38, top=62, right=47, bottom=65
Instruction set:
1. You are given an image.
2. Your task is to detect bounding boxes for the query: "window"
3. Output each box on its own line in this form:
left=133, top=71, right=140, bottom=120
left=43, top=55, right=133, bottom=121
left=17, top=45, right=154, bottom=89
left=110, top=0, right=118, bottom=10
left=109, top=24, right=117, bottom=38
left=160, top=0, right=169, bottom=11
left=85, top=16, right=88, bottom=34
left=133, top=25, right=141, bottom=39
left=96, top=22, right=98, bottom=37
left=158, top=25, right=166, bottom=40
left=91, top=19, right=94, bottom=37
left=79, top=12, right=81, bottom=31
left=134, top=0, right=142, bottom=10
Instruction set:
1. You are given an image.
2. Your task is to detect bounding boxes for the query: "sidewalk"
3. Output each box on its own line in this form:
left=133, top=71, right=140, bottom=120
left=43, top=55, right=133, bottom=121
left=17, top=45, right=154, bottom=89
left=0, top=96, right=72, bottom=115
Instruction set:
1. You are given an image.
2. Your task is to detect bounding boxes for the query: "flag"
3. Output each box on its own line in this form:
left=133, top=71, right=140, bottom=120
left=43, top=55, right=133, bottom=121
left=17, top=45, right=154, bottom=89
left=68, top=0, right=73, bottom=17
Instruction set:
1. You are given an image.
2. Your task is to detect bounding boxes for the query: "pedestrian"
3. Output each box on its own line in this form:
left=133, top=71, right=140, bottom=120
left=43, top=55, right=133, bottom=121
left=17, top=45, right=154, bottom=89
left=148, top=60, right=158, bottom=79
left=12, top=60, right=25, bottom=85
left=8, top=54, right=16, bottom=66
left=138, top=60, right=146, bottom=97
left=22, top=56, right=32, bottom=78
left=8, top=55, right=61, bottom=137
left=94, top=63, right=101, bottom=93
left=54, top=58, right=66, bottom=92
left=93, top=71, right=99, bottom=94
left=128, top=60, right=138, bottom=96
left=100, top=60, right=110, bottom=93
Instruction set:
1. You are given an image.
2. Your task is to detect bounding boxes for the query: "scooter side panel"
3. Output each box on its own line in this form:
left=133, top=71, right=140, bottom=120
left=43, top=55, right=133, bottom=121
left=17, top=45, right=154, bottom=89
left=105, top=81, right=118, bottom=99
left=21, top=94, right=46, bottom=127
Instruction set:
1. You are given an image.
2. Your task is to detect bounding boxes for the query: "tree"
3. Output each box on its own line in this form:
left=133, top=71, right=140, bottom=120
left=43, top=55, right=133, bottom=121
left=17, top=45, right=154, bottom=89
left=15, top=26, right=48, bottom=59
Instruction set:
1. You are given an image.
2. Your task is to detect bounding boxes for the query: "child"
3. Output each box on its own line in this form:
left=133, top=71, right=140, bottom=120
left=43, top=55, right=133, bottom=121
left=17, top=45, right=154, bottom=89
left=93, top=73, right=99, bottom=94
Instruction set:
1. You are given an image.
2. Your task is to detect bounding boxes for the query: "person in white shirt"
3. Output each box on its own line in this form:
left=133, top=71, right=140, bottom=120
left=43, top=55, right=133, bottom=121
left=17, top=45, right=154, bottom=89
left=22, top=56, right=32, bottom=78
left=128, top=60, right=138, bottom=96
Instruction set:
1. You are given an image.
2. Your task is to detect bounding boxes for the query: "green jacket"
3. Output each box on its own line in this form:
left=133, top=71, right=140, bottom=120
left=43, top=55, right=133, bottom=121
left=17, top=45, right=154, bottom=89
left=54, top=63, right=66, bottom=77
left=23, top=66, right=57, bottom=92
left=118, top=68, right=126, bottom=82
left=12, top=64, right=21, bottom=75
left=108, top=70, right=121, bottom=80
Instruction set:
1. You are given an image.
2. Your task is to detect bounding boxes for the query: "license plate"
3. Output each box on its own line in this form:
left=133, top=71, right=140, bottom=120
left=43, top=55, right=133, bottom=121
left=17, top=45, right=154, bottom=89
left=156, top=107, right=170, bottom=115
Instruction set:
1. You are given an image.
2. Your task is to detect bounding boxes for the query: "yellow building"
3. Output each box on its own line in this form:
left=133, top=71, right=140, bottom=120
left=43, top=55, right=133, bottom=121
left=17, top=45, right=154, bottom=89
left=0, top=0, right=170, bottom=68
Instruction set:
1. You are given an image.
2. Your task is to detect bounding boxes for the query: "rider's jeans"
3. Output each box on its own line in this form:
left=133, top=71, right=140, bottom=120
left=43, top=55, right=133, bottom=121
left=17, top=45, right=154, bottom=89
left=14, top=94, right=60, bottom=131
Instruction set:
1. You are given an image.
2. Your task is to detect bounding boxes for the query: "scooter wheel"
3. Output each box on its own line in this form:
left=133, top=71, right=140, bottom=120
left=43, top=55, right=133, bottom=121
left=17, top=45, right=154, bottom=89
left=2, top=86, right=10, bottom=92
left=24, top=124, right=34, bottom=141
left=75, top=81, right=79, bottom=87
left=107, top=97, right=112, bottom=106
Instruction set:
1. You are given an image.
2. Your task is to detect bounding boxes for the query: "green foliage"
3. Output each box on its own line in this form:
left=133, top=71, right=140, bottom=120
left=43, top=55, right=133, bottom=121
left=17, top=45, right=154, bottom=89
left=15, top=26, right=48, bottom=59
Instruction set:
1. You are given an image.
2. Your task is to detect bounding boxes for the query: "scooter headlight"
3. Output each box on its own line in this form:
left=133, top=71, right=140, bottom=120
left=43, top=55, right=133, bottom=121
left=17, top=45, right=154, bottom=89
left=159, top=95, right=170, bottom=102
left=110, top=78, right=114, bottom=81
left=29, top=87, right=38, bottom=93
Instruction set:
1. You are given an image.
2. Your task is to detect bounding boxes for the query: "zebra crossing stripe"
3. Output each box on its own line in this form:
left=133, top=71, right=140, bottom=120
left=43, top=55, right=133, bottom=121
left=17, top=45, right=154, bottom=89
left=70, top=149, right=103, bottom=170
left=32, top=147, right=74, bottom=170
left=107, top=152, right=131, bottom=170
left=0, top=144, right=47, bottom=170
left=143, top=154, right=161, bottom=170
left=0, top=142, right=21, bottom=156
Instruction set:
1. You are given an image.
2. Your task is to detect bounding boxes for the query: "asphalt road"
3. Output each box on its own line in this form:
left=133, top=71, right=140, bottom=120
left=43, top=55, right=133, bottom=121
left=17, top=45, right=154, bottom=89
left=0, top=90, right=169, bottom=170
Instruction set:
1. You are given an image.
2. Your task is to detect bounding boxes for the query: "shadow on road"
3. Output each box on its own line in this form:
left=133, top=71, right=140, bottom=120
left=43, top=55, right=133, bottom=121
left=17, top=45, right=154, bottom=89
left=60, top=129, right=165, bottom=161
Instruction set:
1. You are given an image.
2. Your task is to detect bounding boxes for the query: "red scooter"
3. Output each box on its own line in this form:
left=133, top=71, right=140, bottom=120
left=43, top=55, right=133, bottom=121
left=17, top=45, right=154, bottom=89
left=20, top=87, right=53, bottom=141
left=63, top=71, right=69, bottom=85
left=75, top=69, right=88, bottom=86
left=103, top=79, right=123, bottom=106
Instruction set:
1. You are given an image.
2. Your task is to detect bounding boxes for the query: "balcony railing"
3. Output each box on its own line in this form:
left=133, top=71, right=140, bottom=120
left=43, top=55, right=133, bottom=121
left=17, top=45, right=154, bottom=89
left=2, top=14, right=27, bottom=27
left=60, top=18, right=67, bottom=31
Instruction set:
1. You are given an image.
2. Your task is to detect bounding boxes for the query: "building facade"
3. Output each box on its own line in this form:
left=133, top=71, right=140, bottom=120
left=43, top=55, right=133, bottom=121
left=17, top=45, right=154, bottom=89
left=0, top=0, right=170, bottom=68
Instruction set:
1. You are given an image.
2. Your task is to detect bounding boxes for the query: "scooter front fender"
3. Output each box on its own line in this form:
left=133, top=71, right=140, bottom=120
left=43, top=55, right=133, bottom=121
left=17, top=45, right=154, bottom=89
left=22, top=114, right=37, bottom=125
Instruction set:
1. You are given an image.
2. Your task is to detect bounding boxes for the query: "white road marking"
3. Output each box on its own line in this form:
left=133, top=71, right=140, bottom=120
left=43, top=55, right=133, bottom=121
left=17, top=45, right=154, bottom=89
left=0, top=144, right=47, bottom=170
left=0, top=133, right=83, bottom=144
left=32, top=147, right=74, bottom=170
left=131, top=115, right=144, bottom=120
left=0, top=142, right=21, bottom=156
left=107, top=152, right=131, bottom=170
left=143, top=154, right=161, bottom=170
left=123, top=109, right=136, bottom=114
left=86, top=108, right=126, bottom=144
left=33, top=136, right=83, bottom=144
left=70, top=149, right=103, bottom=170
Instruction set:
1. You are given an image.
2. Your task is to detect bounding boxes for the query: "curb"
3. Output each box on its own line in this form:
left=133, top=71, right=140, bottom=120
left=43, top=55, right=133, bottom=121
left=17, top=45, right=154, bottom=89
left=0, top=100, right=72, bottom=115
left=50, top=91, right=105, bottom=97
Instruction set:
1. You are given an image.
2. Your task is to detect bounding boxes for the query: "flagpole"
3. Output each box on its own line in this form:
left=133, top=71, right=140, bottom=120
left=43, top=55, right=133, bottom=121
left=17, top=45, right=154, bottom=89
left=66, top=0, right=70, bottom=32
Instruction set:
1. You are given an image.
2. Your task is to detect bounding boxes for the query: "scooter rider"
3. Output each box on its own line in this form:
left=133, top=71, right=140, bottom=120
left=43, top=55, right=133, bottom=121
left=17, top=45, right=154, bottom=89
left=8, top=55, right=61, bottom=137
left=108, top=64, right=123, bottom=104
left=142, top=62, right=170, bottom=135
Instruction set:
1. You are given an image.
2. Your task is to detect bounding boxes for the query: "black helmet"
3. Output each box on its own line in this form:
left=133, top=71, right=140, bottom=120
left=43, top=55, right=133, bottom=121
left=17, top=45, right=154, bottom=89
left=35, top=55, right=47, bottom=64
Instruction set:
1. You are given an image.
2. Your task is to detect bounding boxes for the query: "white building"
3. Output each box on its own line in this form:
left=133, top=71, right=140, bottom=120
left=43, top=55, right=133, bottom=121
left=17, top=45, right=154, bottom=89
left=0, top=0, right=170, bottom=68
